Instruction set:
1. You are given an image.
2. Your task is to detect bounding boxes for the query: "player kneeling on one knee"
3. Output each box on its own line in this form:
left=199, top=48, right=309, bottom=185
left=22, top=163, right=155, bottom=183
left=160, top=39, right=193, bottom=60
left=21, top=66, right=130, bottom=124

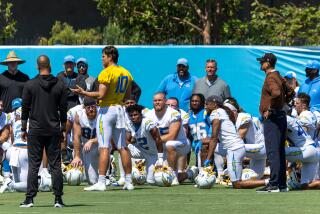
left=145, top=93, right=191, bottom=185
left=205, top=96, right=268, bottom=189
left=71, top=97, right=99, bottom=185
left=126, top=104, right=160, bottom=184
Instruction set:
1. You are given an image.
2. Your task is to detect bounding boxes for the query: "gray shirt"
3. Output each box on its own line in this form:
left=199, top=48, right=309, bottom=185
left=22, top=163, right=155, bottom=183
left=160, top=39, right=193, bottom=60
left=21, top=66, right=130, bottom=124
left=192, top=76, right=231, bottom=100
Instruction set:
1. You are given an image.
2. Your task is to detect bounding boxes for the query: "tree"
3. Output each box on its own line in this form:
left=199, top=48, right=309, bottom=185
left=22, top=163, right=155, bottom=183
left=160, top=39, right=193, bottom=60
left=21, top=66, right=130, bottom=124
left=95, top=0, right=244, bottom=45
left=0, top=1, right=16, bottom=44
left=39, top=21, right=103, bottom=45
left=248, top=1, right=320, bottom=45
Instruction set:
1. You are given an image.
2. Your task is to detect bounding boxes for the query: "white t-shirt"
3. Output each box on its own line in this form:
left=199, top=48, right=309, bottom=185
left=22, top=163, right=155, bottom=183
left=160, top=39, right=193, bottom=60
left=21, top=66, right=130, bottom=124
left=77, top=109, right=97, bottom=145
left=209, top=108, right=244, bottom=151
left=287, top=115, right=314, bottom=147
left=127, top=117, right=158, bottom=155
left=298, top=110, right=317, bottom=140
left=145, top=106, right=187, bottom=143
left=236, top=112, right=264, bottom=145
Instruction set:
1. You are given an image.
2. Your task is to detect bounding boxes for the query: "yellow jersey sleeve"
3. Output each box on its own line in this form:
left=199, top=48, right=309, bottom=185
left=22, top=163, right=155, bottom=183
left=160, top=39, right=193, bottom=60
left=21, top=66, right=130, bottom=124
left=98, top=68, right=114, bottom=85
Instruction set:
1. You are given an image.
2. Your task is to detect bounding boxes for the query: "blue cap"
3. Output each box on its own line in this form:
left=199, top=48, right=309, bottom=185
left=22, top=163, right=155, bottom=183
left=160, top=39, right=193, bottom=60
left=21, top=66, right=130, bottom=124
left=76, top=57, right=88, bottom=65
left=11, top=98, right=22, bottom=110
left=305, top=60, right=320, bottom=69
left=284, top=71, right=296, bottom=79
left=64, top=55, right=75, bottom=64
left=177, top=58, right=188, bottom=66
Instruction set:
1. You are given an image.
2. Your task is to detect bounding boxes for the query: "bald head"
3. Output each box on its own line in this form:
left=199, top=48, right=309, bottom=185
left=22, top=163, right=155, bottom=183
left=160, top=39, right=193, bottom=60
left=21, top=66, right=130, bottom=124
left=37, top=55, right=50, bottom=70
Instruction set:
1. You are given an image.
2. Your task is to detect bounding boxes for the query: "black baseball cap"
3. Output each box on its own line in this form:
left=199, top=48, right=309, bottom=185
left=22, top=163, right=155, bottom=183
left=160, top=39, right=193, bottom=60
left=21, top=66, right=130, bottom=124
left=206, top=95, right=223, bottom=106
left=83, top=97, right=97, bottom=106
left=256, top=53, right=277, bottom=65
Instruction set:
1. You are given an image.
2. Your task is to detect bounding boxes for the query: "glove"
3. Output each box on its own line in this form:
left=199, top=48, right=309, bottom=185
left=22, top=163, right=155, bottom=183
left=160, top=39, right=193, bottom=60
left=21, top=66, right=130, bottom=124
left=194, top=141, right=202, bottom=155
left=204, top=159, right=211, bottom=167
left=128, top=144, right=140, bottom=157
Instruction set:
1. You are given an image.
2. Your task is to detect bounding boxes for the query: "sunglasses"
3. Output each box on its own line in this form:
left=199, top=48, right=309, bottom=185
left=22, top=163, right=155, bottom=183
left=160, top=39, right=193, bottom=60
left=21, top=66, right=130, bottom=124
left=77, top=63, right=88, bottom=69
left=84, top=105, right=96, bottom=110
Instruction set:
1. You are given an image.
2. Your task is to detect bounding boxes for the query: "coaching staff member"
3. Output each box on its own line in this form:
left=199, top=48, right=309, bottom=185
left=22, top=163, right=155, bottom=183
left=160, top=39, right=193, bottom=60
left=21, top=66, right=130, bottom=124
left=256, top=53, right=289, bottom=193
left=20, top=55, right=68, bottom=208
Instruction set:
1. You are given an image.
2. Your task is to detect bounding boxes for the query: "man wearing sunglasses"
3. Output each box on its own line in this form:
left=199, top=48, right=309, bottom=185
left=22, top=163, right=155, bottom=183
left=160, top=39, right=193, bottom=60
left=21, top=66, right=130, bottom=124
left=298, top=60, right=320, bottom=112
left=76, top=58, right=95, bottom=92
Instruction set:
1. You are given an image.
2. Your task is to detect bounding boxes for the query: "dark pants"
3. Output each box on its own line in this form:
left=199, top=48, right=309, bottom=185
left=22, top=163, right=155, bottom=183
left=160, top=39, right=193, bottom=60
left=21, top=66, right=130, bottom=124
left=263, top=112, right=287, bottom=189
left=26, top=135, right=63, bottom=199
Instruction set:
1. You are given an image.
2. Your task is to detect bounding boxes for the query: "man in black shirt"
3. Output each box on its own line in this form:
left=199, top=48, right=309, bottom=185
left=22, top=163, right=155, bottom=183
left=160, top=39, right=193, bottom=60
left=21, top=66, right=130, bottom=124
left=57, top=55, right=86, bottom=110
left=0, top=51, right=29, bottom=113
left=20, top=55, right=68, bottom=208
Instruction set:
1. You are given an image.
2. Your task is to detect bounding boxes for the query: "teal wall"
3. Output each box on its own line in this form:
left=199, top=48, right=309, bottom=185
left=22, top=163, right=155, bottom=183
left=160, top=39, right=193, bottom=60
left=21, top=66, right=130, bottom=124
left=0, top=46, right=318, bottom=116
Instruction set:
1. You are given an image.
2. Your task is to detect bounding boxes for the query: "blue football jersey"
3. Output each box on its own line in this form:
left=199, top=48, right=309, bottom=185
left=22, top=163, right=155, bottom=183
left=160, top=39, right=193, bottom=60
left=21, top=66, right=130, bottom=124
left=188, top=109, right=211, bottom=143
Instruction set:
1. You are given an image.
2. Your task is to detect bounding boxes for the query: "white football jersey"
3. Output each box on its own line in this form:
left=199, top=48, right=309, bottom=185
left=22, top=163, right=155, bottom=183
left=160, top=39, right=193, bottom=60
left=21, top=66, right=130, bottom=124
left=236, top=113, right=264, bottom=145
left=125, top=107, right=150, bottom=132
left=0, top=112, right=8, bottom=131
left=209, top=108, right=244, bottom=151
left=180, top=109, right=190, bottom=126
left=287, top=115, right=314, bottom=147
left=127, top=117, right=158, bottom=155
left=77, top=109, right=97, bottom=145
left=12, top=119, right=27, bottom=145
left=146, top=107, right=187, bottom=143
left=298, top=110, right=317, bottom=140
left=67, top=104, right=83, bottom=123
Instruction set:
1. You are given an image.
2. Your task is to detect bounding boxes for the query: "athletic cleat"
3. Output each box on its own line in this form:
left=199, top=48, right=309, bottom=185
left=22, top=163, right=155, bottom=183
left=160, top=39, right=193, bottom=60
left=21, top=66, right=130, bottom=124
left=0, top=178, right=13, bottom=193
left=256, top=185, right=280, bottom=193
left=171, top=176, right=179, bottom=186
left=19, top=198, right=34, bottom=208
left=54, top=197, right=66, bottom=208
left=117, top=177, right=125, bottom=186
left=122, top=182, right=135, bottom=191
left=84, top=182, right=106, bottom=191
left=187, top=166, right=199, bottom=183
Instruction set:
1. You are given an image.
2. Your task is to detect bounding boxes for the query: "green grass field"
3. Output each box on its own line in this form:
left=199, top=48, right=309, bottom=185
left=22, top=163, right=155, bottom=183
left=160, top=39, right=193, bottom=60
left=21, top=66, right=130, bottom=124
left=1, top=183, right=320, bottom=214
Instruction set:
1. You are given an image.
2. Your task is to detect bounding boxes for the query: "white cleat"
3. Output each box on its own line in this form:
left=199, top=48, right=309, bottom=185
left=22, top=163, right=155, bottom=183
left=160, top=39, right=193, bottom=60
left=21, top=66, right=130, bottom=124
left=84, top=182, right=106, bottom=191
left=117, top=177, right=125, bottom=186
left=122, top=182, right=135, bottom=191
left=171, top=176, right=179, bottom=186
left=0, top=178, right=13, bottom=193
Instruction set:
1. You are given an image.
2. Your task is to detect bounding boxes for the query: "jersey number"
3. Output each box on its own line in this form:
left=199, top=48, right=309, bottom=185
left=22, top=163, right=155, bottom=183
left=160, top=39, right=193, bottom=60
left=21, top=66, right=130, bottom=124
left=189, top=123, right=207, bottom=140
left=115, top=76, right=128, bottom=93
left=296, top=121, right=307, bottom=137
left=137, top=137, right=149, bottom=150
left=82, top=128, right=96, bottom=139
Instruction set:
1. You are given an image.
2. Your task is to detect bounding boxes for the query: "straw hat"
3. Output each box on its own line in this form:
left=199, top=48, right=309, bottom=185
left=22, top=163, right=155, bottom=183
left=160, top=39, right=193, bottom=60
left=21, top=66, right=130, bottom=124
left=0, top=51, right=25, bottom=65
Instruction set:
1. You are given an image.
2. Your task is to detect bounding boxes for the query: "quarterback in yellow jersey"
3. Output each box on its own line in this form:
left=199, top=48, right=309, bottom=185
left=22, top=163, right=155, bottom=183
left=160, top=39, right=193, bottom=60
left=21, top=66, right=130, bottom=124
left=71, top=46, right=134, bottom=191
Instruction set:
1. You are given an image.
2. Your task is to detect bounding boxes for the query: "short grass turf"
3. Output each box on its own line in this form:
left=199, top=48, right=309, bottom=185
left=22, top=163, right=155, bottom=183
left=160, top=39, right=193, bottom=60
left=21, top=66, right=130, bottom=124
left=1, top=183, right=320, bottom=214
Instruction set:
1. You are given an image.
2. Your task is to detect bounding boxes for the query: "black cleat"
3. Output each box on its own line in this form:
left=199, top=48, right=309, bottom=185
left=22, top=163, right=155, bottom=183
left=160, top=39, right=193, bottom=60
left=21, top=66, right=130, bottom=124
left=19, top=198, right=34, bottom=208
left=256, top=185, right=280, bottom=193
left=54, top=197, right=66, bottom=208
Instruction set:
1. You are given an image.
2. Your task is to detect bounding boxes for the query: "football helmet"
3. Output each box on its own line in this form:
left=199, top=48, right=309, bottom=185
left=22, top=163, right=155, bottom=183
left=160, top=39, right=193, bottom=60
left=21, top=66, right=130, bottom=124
left=154, top=165, right=173, bottom=187
left=241, top=168, right=258, bottom=181
left=132, top=159, right=147, bottom=185
left=38, top=168, right=52, bottom=192
left=64, top=164, right=84, bottom=186
left=195, top=166, right=216, bottom=189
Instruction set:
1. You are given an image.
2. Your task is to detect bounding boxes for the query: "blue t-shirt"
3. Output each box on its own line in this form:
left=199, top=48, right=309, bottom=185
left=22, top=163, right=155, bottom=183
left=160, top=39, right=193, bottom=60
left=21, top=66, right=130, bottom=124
left=298, top=76, right=320, bottom=112
left=157, top=73, right=197, bottom=112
